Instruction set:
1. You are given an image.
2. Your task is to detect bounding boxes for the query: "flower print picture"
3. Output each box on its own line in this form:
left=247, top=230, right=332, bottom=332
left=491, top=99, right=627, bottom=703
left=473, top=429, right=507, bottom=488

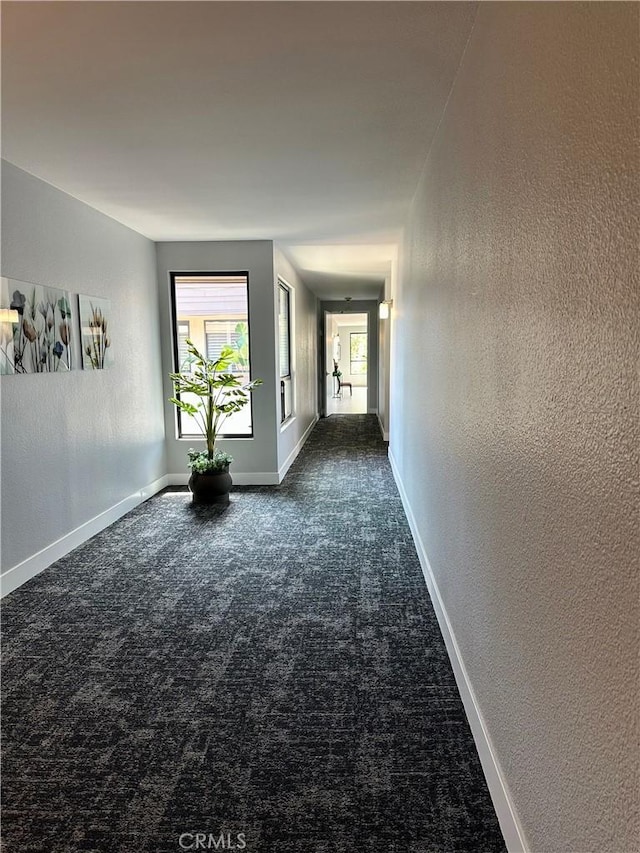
left=79, top=295, right=113, bottom=370
left=0, top=276, right=75, bottom=374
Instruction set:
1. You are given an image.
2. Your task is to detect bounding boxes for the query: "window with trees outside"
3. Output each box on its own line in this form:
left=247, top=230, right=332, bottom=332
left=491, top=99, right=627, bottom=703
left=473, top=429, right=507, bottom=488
left=171, top=272, right=253, bottom=437
left=350, top=332, right=367, bottom=375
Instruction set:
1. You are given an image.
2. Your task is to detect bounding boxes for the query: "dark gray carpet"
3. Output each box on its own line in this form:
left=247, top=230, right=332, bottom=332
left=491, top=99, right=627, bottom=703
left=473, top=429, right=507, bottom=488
left=1, top=414, right=506, bottom=852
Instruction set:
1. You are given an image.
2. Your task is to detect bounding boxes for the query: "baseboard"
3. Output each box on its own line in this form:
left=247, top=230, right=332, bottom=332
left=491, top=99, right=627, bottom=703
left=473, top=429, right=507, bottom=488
left=167, top=471, right=281, bottom=487
left=168, top=418, right=319, bottom=489
left=388, top=448, right=529, bottom=853
left=377, top=413, right=389, bottom=442
left=278, top=415, right=319, bottom=482
left=0, top=475, right=170, bottom=598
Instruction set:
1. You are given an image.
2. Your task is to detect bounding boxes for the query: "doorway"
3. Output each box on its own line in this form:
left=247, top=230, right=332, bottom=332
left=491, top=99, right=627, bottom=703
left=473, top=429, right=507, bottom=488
left=325, top=311, right=368, bottom=415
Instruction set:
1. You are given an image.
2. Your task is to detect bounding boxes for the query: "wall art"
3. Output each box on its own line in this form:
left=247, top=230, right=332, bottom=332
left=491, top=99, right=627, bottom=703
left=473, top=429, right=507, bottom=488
left=78, top=294, right=113, bottom=370
left=1, top=276, right=75, bottom=374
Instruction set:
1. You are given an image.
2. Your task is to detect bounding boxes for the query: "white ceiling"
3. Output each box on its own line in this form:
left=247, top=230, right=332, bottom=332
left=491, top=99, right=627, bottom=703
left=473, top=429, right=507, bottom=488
left=1, top=1, right=477, bottom=299
left=331, top=312, right=368, bottom=328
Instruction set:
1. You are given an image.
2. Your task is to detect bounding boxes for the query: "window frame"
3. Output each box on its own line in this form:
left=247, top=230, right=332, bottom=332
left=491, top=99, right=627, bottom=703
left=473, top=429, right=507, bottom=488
left=169, top=271, right=254, bottom=439
left=278, top=280, right=292, bottom=381
left=177, top=319, right=191, bottom=373
left=278, top=279, right=294, bottom=425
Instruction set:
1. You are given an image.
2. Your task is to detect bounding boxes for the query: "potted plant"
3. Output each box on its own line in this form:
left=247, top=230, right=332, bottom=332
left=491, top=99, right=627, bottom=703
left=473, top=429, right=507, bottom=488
left=169, top=338, right=262, bottom=505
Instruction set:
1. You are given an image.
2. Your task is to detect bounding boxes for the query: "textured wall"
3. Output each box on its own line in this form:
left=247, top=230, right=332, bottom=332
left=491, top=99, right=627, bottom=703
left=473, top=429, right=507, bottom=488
left=274, top=247, right=318, bottom=474
left=1, top=161, right=166, bottom=574
left=391, top=4, right=639, bottom=851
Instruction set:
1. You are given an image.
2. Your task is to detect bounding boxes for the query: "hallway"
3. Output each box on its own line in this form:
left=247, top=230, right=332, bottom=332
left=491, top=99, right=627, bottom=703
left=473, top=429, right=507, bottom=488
left=2, top=416, right=504, bottom=852
left=326, top=385, right=368, bottom=415
left=1, top=4, right=637, bottom=850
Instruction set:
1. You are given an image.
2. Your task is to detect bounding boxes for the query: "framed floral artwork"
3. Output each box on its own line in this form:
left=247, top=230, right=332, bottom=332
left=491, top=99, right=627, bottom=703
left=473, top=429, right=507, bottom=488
left=1, top=276, right=75, bottom=374
left=78, top=294, right=113, bottom=370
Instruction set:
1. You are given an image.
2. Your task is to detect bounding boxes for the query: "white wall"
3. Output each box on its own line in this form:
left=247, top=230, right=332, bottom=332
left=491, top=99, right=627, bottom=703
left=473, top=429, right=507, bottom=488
left=156, top=241, right=280, bottom=483
left=1, top=161, right=166, bottom=581
left=390, top=5, right=639, bottom=852
left=377, top=262, right=396, bottom=442
left=326, top=315, right=340, bottom=387
left=274, top=247, right=318, bottom=478
left=326, top=321, right=367, bottom=387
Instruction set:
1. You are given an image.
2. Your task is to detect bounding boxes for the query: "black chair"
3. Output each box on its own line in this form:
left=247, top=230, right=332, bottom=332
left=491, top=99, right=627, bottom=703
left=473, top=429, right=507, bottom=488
left=337, top=376, right=353, bottom=396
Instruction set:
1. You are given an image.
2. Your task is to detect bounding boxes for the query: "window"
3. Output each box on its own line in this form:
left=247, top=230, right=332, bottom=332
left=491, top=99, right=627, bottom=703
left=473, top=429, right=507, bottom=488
left=278, top=281, right=292, bottom=422
left=177, top=321, right=191, bottom=372
left=350, top=332, right=367, bottom=375
left=205, top=320, right=247, bottom=371
left=278, top=283, right=291, bottom=379
left=171, top=272, right=253, bottom=437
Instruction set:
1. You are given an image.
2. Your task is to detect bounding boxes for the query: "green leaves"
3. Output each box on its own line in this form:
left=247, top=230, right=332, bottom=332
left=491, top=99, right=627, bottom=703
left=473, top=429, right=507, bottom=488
left=169, top=397, right=200, bottom=416
left=168, top=336, right=262, bottom=459
left=187, top=448, right=233, bottom=472
left=57, top=296, right=71, bottom=319
left=233, top=322, right=249, bottom=367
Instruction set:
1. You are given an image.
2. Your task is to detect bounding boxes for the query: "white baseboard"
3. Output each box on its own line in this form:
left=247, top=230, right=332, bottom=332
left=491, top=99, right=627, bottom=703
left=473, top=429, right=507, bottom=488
left=278, top=415, right=319, bottom=482
left=167, top=472, right=280, bottom=487
left=0, top=475, right=170, bottom=599
left=377, top=413, right=389, bottom=441
left=388, top=448, right=529, bottom=853
left=168, top=416, right=319, bottom=489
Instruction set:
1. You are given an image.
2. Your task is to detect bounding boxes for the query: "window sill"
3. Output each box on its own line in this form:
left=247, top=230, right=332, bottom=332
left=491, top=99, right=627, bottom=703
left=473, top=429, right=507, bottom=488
left=280, top=415, right=296, bottom=433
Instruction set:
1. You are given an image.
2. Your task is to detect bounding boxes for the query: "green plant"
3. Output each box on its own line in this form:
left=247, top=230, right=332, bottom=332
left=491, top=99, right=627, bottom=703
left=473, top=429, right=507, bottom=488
left=169, top=338, right=262, bottom=472
left=187, top=447, right=233, bottom=473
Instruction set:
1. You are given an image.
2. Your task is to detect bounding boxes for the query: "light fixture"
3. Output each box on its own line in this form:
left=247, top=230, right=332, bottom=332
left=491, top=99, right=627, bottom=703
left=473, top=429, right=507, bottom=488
left=379, top=300, right=393, bottom=320
left=0, top=308, right=19, bottom=324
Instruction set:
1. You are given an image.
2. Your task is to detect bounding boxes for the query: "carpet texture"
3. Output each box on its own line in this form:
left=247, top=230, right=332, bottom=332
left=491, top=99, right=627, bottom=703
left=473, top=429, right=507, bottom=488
left=2, top=414, right=506, bottom=852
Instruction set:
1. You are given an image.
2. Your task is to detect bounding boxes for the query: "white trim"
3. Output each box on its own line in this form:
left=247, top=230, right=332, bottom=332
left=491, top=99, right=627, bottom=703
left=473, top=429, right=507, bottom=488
left=377, top=413, right=389, bottom=441
left=167, top=416, right=319, bottom=489
left=278, top=415, right=319, bottom=482
left=388, top=448, right=529, bottom=853
left=367, top=407, right=377, bottom=415
left=0, top=475, right=170, bottom=598
left=168, top=471, right=281, bottom=487
left=279, top=414, right=296, bottom=434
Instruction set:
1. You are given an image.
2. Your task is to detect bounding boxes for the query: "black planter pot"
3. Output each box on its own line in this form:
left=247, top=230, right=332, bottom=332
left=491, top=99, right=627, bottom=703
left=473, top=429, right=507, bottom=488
left=188, top=466, right=232, bottom=505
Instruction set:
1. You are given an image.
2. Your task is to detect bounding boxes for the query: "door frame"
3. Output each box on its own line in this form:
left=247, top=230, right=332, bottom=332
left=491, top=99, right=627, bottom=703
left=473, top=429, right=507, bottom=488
left=318, top=300, right=379, bottom=417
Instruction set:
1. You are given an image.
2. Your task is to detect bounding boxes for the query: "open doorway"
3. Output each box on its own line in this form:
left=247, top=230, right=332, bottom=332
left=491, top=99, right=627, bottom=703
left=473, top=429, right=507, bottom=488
left=325, top=312, right=368, bottom=415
